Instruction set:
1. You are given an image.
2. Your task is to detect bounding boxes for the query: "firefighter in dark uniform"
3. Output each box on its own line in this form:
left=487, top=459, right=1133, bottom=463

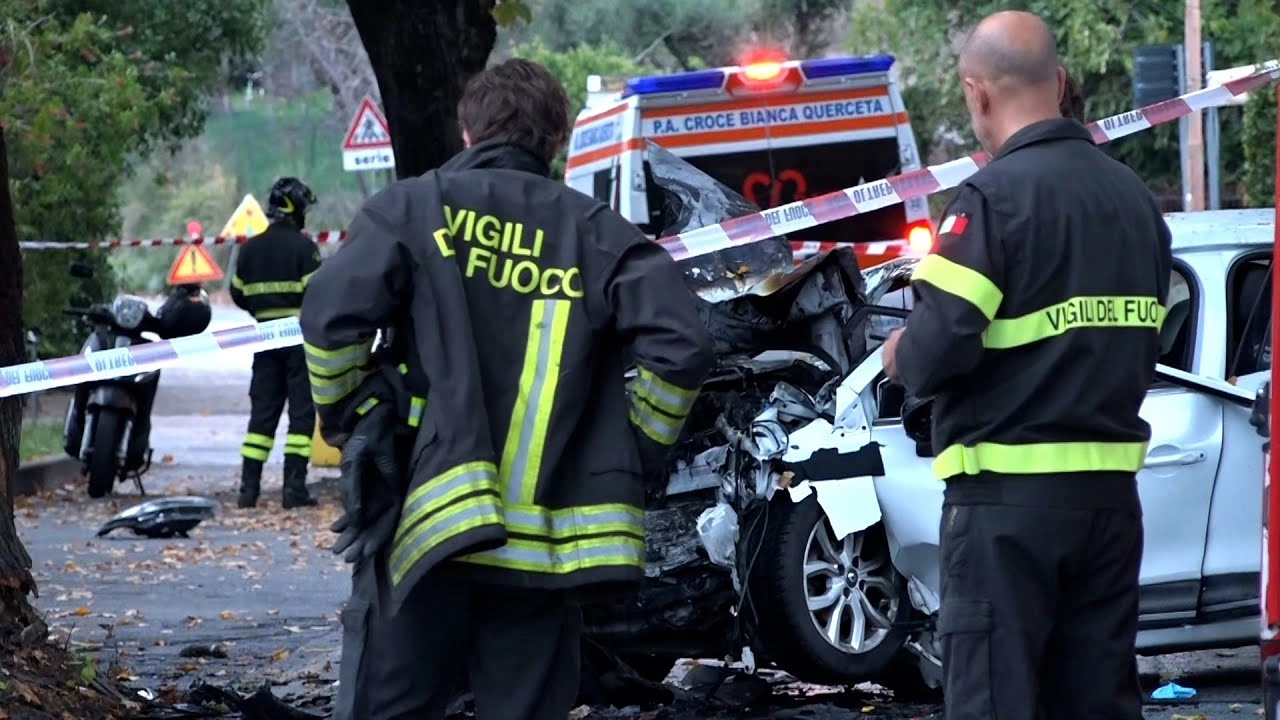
left=230, top=177, right=323, bottom=509
left=882, top=11, right=1172, bottom=719
left=299, top=59, right=713, bottom=720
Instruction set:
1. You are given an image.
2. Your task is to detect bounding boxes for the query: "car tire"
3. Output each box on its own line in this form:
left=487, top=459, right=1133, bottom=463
left=748, top=494, right=913, bottom=686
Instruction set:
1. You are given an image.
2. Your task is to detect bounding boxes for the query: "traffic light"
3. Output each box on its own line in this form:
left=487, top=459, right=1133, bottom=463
left=1132, top=44, right=1182, bottom=108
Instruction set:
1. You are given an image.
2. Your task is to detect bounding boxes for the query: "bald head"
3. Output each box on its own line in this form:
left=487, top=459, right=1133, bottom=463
left=959, top=11, right=1060, bottom=91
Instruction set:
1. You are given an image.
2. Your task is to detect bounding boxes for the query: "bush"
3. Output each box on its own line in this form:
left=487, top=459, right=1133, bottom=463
left=1242, top=85, right=1278, bottom=208
left=21, top=249, right=118, bottom=359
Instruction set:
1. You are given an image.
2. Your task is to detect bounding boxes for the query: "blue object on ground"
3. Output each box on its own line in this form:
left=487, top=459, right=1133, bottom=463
left=1151, top=681, right=1197, bottom=700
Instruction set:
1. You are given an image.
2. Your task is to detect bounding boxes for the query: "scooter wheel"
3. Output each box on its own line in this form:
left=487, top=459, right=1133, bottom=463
left=87, top=409, right=124, bottom=498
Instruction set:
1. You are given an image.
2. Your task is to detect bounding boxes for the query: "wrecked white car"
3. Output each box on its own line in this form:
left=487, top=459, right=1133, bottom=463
left=583, top=182, right=1274, bottom=692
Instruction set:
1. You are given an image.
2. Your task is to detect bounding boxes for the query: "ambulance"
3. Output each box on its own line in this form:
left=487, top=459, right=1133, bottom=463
left=564, top=53, right=934, bottom=267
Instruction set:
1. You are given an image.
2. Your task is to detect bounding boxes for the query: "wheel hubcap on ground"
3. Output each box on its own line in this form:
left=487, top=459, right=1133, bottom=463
left=803, top=520, right=900, bottom=654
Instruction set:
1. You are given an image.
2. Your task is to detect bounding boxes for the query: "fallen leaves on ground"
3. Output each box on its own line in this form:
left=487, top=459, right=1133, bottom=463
left=0, top=631, right=131, bottom=718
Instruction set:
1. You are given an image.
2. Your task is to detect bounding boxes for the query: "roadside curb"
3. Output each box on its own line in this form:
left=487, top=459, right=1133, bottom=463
left=14, top=455, right=80, bottom=497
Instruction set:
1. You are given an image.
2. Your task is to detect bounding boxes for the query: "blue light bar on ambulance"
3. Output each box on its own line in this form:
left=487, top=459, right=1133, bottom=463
left=799, top=55, right=896, bottom=80
left=622, top=69, right=726, bottom=98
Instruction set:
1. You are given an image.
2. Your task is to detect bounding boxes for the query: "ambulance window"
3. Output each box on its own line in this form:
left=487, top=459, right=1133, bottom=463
left=1159, top=263, right=1196, bottom=374
left=1226, top=252, right=1271, bottom=378
left=681, top=139, right=908, bottom=244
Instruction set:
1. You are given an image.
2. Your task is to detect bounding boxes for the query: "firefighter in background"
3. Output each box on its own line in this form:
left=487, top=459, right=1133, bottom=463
left=301, top=59, right=714, bottom=719
left=230, top=177, right=322, bottom=509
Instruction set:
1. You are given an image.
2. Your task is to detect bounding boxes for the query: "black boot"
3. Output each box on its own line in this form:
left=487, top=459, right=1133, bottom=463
left=282, top=455, right=317, bottom=509
left=238, top=459, right=263, bottom=508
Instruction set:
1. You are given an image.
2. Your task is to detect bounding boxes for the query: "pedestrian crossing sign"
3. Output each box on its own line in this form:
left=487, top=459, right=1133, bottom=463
left=342, top=96, right=396, bottom=172
left=167, top=244, right=224, bottom=285
left=220, top=194, right=269, bottom=238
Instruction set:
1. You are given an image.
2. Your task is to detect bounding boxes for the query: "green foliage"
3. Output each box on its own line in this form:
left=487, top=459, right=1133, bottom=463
left=21, top=249, right=115, bottom=358
left=1, top=0, right=268, bottom=356
left=848, top=0, right=1280, bottom=208
left=527, top=0, right=751, bottom=69
left=44, top=0, right=270, bottom=151
left=1242, top=86, right=1277, bottom=207
left=511, top=40, right=652, bottom=180
left=493, top=0, right=533, bottom=28
left=20, top=419, right=66, bottom=462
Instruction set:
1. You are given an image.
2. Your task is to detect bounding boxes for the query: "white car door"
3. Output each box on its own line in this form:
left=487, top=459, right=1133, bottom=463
left=1136, top=384, right=1224, bottom=617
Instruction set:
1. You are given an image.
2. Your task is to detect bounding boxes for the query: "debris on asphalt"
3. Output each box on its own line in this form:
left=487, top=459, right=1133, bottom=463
left=1153, top=681, right=1198, bottom=700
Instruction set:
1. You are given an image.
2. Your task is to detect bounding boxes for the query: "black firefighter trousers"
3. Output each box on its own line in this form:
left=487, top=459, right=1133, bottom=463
left=939, top=472, right=1144, bottom=720
left=336, top=556, right=582, bottom=720
left=241, top=346, right=314, bottom=466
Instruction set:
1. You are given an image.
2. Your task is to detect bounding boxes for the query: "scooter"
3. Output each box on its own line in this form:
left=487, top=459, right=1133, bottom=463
left=61, top=261, right=212, bottom=498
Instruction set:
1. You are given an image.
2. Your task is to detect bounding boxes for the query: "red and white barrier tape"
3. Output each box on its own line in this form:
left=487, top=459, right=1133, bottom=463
left=19, top=230, right=349, bottom=251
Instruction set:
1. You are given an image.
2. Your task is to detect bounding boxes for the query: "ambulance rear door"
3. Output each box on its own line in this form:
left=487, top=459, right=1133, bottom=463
left=624, top=55, right=934, bottom=264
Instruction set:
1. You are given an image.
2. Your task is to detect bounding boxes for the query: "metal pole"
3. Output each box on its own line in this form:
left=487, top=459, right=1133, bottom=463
left=1184, top=0, right=1206, bottom=210
left=1204, top=42, right=1221, bottom=210
left=1177, top=45, right=1190, bottom=213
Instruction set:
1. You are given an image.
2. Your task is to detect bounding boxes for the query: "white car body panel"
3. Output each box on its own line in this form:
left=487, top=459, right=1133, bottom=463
left=781, top=208, right=1275, bottom=654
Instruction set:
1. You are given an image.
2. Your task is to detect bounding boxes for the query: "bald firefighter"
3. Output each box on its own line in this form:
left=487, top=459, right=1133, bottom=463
left=300, top=59, right=713, bottom=720
left=230, top=177, right=322, bottom=509
left=884, top=11, right=1171, bottom=719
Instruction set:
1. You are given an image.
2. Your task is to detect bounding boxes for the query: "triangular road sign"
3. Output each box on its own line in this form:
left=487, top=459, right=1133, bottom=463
left=342, top=97, right=392, bottom=151
left=168, top=244, right=224, bottom=285
left=220, top=194, right=269, bottom=238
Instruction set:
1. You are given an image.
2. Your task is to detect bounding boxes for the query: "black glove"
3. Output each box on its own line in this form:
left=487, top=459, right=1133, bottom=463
left=331, top=402, right=404, bottom=563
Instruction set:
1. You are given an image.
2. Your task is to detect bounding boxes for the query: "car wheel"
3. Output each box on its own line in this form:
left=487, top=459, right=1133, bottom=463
left=749, top=494, right=913, bottom=686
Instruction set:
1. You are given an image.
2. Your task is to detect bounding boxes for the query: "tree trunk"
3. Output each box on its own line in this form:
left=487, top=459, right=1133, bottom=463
left=0, top=125, right=39, bottom=639
left=346, top=0, right=498, bottom=180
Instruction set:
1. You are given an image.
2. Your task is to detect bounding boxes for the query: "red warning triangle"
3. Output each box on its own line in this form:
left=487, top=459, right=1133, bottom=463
left=167, top=244, right=224, bottom=285
left=342, top=97, right=392, bottom=151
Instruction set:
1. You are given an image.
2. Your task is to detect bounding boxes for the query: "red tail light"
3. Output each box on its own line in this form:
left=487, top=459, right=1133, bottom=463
left=907, top=223, right=934, bottom=254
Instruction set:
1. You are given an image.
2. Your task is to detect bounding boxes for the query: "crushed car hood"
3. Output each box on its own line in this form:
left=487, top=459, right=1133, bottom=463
left=649, top=144, right=871, bottom=378
left=649, top=141, right=795, bottom=302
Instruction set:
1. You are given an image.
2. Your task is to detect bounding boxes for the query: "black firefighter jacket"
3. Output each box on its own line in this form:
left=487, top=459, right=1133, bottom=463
left=895, top=119, right=1173, bottom=484
left=299, top=142, right=714, bottom=613
left=230, top=221, right=322, bottom=321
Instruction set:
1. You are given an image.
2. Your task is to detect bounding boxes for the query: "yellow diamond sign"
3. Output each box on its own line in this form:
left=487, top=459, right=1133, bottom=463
left=221, top=194, right=269, bottom=238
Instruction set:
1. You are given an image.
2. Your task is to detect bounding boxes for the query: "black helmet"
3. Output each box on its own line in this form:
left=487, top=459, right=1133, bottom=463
left=267, top=177, right=317, bottom=227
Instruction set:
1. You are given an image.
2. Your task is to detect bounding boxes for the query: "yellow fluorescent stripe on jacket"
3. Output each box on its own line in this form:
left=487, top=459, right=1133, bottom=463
left=911, top=253, right=1003, bottom=320
left=303, top=341, right=371, bottom=378
left=500, top=299, right=571, bottom=505
left=933, top=440, right=1149, bottom=480
left=389, top=461, right=502, bottom=586
left=631, top=365, right=700, bottom=418
left=231, top=278, right=307, bottom=296
left=981, top=295, right=1166, bottom=349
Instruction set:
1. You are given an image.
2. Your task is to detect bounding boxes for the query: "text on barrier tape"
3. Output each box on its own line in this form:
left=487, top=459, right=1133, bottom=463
left=3, top=59, right=1279, bottom=396
left=0, top=318, right=302, bottom=398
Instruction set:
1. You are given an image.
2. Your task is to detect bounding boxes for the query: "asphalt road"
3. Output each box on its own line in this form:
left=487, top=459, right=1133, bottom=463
left=12, top=300, right=1273, bottom=717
